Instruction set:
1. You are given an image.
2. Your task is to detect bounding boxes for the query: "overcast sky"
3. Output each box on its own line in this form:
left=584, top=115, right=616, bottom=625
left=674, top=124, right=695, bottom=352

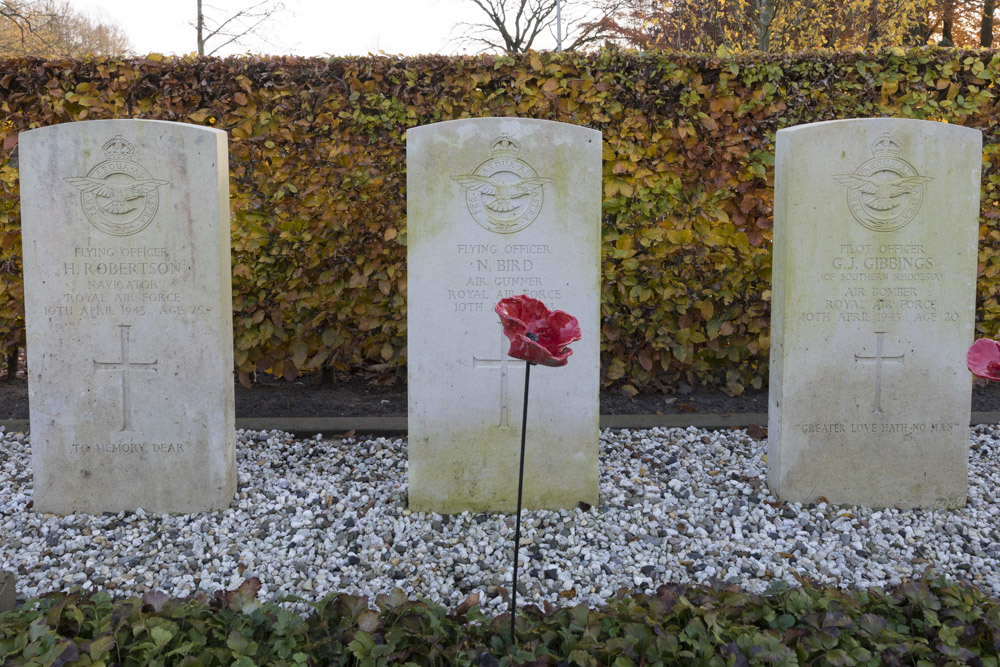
left=67, top=0, right=528, bottom=57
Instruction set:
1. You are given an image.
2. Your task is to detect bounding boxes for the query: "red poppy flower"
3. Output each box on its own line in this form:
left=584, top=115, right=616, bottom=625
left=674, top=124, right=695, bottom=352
left=968, top=338, right=1000, bottom=381
left=495, top=295, right=581, bottom=367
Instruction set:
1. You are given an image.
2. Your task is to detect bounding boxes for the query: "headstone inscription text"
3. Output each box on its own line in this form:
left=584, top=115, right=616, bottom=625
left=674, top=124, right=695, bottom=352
left=407, top=118, right=601, bottom=513
left=768, top=119, right=981, bottom=508
left=21, top=120, right=236, bottom=514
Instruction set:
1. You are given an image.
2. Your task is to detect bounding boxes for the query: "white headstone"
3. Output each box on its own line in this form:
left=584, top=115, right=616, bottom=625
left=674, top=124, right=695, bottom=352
left=407, top=118, right=601, bottom=513
left=20, top=120, right=235, bottom=514
left=769, top=118, right=981, bottom=508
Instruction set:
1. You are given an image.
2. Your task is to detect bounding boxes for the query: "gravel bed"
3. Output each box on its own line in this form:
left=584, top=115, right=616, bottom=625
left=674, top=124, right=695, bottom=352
left=3, top=425, right=1000, bottom=616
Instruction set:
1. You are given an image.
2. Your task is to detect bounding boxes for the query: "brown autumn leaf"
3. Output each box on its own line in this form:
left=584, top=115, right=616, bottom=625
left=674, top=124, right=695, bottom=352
left=638, top=349, right=653, bottom=372
left=454, top=592, right=480, bottom=616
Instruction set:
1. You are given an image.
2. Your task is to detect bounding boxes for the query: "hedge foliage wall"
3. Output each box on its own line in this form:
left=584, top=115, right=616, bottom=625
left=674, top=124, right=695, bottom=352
left=0, top=48, right=998, bottom=393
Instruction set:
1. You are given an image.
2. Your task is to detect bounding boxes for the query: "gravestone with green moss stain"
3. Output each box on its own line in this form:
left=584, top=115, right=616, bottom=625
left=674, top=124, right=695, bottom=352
left=407, top=118, right=600, bottom=513
left=20, top=120, right=235, bottom=514
left=768, top=118, right=981, bottom=508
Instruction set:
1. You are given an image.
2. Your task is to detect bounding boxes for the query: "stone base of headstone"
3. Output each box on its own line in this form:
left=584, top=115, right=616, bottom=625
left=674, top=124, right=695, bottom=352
left=0, top=570, right=15, bottom=613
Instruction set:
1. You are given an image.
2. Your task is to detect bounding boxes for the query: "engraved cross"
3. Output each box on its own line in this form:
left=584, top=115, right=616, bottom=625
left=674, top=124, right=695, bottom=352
left=93, top=324, right=157, bottom=431
left=473, top=330, right=525, bottom=429
left=854, top=331, right=904, bottom=415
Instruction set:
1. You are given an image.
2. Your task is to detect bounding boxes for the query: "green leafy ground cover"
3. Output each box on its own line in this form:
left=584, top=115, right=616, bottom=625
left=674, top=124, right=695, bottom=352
left=2, top=574, right=999, bottom=665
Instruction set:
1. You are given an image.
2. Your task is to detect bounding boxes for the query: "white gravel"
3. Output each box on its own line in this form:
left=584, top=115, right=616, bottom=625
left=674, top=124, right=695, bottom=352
left=3, top=424, right=1000, bottom=615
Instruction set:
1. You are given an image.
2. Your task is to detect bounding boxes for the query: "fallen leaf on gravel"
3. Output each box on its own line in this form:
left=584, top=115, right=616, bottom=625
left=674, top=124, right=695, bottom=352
left=746, top=424, right=768, bottom=439
left=455, top=592, right=480, bottom=615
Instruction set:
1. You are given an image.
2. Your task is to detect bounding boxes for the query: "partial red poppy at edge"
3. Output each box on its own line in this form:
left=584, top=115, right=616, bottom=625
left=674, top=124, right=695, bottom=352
left=495, top=294, right=581, bottom=367
left=969, top=338, right=1000, bottom=381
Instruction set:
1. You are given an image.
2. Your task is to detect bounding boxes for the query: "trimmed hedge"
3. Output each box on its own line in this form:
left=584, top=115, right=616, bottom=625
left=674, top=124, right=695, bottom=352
left=0, top=48, right=998, bottom=392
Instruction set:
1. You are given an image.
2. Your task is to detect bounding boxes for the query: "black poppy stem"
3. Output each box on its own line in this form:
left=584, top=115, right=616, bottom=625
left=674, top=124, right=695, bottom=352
left=510, top=360, right=532, bottom=646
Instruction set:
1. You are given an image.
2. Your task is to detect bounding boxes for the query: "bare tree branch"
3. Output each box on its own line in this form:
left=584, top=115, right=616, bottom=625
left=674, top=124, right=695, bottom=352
left=562, top=0, right=631, bottom=49
left=0, top=0, right=130, bottom=56
left=0, top=0, right=57, bottom=54
left=195, top=0, right=285, bottom=56
left=453, top=0, right=626, bottom=52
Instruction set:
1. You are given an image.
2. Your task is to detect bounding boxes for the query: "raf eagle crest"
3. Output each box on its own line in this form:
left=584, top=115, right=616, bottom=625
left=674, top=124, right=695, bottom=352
left=65, top=135, right=169, bottom=237
left=452, top=134, right=552, bottom=234
left=834, top=134, right=932, bottom=233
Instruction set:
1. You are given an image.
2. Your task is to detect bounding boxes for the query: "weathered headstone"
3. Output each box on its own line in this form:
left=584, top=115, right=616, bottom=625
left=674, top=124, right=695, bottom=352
left=20, top=120, right=236, bottom=514
left=0, top=570, right=14, bottom=613
left=407, top=118, right=601, bottom=513
left=768, top=118, right=981, bottom=508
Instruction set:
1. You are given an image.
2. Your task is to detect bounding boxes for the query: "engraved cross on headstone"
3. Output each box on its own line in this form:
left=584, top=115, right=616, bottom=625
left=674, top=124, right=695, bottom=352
left=473, top=330, right=526, bottom=429
left=854, top=331, right=904, bottom=415
left=93, top=324, right=157, bottom=431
